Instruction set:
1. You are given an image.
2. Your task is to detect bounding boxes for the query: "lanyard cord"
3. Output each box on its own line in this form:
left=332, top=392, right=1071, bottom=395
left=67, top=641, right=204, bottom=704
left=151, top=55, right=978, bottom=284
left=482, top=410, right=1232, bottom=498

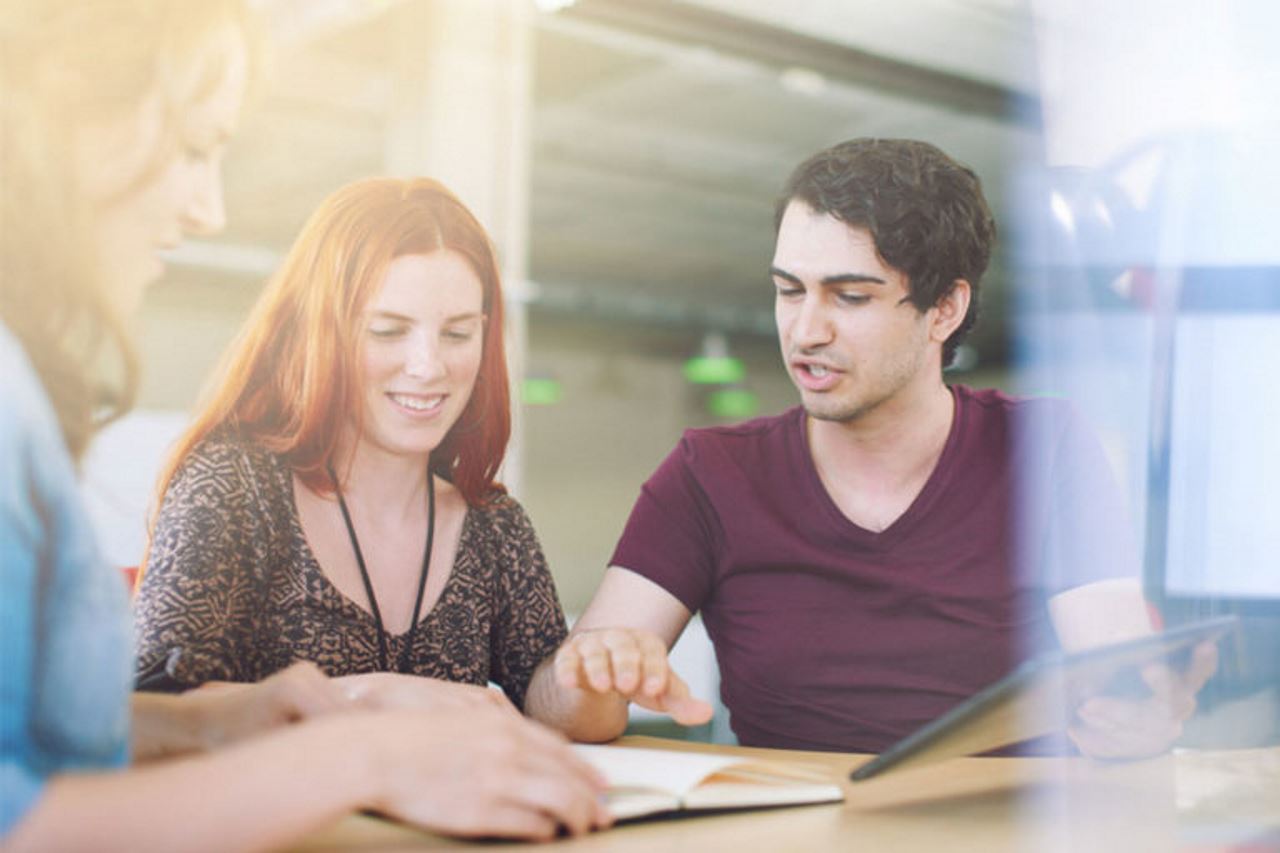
left=327, top=463, right=436, bottom=673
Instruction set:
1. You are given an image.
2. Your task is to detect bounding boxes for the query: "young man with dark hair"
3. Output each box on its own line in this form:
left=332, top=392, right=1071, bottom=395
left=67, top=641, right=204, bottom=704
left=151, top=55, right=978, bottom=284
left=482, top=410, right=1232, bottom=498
left=526, top=138, right=1214, bottom=757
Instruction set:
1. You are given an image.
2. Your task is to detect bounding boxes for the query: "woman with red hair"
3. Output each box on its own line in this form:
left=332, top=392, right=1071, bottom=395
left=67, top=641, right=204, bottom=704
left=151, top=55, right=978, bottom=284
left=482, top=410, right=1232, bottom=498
left=134, top=177, right=565, bottom=714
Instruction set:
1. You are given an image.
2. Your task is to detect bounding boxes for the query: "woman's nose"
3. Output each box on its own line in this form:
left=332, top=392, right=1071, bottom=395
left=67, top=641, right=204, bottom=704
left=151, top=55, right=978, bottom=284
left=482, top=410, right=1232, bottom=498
left=181, top=159, right=227, bottom=236
left=404, top=333, right=446, bottom=381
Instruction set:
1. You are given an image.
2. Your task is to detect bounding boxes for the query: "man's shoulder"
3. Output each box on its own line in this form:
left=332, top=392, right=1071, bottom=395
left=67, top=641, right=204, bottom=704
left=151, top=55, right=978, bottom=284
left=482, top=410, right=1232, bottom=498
left=953, top=383, right=1071, bottom=422
left=952, top=384, right=1089, bottom=465
left=677, top=407, right=803, bottom=452
left=955, top=383, right=1021, bottom=411
left=656, top=408, right=806, bottom=494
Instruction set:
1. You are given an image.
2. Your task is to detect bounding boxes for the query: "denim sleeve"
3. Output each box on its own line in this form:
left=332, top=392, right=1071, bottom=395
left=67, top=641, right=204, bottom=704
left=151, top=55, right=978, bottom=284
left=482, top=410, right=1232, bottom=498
left=1, top=329, right=132, bottom=838
left=0, top=762, right=44, bottom=839
left=0, top=371, right=46, bottom=837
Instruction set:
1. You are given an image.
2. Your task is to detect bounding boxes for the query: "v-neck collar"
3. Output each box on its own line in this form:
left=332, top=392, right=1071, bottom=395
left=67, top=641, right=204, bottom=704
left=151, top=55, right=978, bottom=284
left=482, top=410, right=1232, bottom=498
left=792, top=386, right=967, bottom=551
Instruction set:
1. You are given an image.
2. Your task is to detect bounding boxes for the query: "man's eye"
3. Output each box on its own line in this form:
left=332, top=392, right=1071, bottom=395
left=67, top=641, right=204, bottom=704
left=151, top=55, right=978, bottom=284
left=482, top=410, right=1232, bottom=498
left=838, top=293, right=871, bottom=305
left=775, top=285, right=803, bottom=298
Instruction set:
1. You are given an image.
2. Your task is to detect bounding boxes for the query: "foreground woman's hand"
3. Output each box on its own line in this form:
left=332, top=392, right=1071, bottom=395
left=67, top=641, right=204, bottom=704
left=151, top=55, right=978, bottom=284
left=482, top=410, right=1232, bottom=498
left=361, top=705, right=613, bottom=840
left=1068, top=641, right=1218, bottom=759
left=553, top=627, right=714, bottom=726
left=134, top=661, right=347, bottom=760
left=336, top=672, right=518, bottom=716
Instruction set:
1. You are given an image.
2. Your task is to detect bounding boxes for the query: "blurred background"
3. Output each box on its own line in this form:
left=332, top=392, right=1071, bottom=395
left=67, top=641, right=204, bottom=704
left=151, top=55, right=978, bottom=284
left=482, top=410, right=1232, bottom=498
left=87, top=0, right=1031, bottom=604
left=83, top=0, right=1276, bottom=752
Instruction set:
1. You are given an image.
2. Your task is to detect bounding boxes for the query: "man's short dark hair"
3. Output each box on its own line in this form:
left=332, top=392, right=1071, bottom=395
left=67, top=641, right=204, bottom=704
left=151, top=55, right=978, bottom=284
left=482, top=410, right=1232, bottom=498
left=776, top=138, right=996, bottom=368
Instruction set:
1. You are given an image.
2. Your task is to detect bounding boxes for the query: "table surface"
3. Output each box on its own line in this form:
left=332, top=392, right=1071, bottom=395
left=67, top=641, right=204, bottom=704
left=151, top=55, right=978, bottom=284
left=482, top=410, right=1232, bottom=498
left=290, top=736, right=1280, bottom=853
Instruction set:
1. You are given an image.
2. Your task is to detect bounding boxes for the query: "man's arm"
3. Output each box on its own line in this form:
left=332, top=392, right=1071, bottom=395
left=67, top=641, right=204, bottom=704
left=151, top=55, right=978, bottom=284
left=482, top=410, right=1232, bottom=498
left=524, top=567, right=713, bottom=742
left=1048, top=578, right=1218, bottom=758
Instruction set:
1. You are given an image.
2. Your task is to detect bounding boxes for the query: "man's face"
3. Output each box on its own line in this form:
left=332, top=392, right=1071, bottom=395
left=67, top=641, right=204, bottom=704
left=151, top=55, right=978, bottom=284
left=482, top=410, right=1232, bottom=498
left=771, top=201, right=938, bottom=424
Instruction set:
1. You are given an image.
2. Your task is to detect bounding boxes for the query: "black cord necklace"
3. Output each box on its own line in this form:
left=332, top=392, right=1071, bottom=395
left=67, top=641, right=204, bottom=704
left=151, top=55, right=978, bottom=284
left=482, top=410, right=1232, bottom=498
left=327, top=462, right=436, bottom=674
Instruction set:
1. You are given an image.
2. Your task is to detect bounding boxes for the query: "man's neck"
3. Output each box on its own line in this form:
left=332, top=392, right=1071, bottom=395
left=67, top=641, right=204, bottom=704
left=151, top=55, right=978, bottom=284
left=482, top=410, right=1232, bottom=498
left=806, top=380, right=957, bottom=529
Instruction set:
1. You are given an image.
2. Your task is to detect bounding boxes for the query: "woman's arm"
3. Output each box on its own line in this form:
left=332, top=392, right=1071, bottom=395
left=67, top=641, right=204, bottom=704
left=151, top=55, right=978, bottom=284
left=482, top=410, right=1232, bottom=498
left=134, top=440, right=273, bottom=689
left=131, top=662, right=345, bottom=762
left=8, top=706, right=611, bottom=851
left=487, top=499, right=571, bottom=711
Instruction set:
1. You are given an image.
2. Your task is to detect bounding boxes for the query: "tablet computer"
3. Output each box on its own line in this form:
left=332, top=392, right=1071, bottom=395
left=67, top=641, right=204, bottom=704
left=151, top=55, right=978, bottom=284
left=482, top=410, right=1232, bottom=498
left=850, top=614, right=1239, bottom=781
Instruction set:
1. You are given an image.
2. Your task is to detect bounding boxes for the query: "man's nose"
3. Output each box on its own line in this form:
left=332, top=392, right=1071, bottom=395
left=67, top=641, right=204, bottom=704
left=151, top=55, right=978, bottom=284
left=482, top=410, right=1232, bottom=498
left=792, top=295, right=834, bottom=350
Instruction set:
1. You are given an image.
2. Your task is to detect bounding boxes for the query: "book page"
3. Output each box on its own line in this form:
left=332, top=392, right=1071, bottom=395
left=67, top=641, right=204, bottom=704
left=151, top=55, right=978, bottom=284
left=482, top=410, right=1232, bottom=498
left=574, top=745, right=845, bottom=818
left=573, top=745, right=743, bottom=797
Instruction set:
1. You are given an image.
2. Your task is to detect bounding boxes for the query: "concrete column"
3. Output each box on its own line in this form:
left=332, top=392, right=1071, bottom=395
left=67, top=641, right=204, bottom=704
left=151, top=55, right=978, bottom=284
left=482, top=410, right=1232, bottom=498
left=384, top=0, right=534, bottom=496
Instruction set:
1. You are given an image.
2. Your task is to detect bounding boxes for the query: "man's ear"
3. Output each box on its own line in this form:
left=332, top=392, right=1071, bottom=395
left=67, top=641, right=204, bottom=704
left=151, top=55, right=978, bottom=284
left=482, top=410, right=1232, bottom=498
left=930, top=279, right=971, bottom=343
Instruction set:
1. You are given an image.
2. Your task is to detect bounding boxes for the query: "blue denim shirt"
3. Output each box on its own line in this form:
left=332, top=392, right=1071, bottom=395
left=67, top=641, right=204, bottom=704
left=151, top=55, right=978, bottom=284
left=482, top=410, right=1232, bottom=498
left=1, top=325, right=132, bottom=836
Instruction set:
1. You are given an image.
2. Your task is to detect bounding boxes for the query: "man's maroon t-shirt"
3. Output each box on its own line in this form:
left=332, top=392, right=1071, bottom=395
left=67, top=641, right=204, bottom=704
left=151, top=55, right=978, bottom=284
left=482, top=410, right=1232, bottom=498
left=610, top=385, right=1132, bottom=753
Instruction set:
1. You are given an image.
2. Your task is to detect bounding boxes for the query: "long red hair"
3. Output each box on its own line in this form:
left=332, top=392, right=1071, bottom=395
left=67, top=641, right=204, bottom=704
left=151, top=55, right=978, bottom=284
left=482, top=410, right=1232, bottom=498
left=145, top=177, right=510, bottom=571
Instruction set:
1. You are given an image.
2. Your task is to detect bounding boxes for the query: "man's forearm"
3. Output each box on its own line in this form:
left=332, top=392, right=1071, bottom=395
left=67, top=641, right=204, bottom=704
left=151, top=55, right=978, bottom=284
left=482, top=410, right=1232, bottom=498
left=524, top=658, right=629, bottom=743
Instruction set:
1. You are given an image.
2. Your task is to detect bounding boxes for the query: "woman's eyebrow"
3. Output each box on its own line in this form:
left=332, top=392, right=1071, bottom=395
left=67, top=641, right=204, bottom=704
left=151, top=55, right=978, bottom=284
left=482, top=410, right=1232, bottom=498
left=444, top=311, right=484, bottom=324
left=368, top=309, right=413, bottom=322
left=367, top=310, right=484, bottom=323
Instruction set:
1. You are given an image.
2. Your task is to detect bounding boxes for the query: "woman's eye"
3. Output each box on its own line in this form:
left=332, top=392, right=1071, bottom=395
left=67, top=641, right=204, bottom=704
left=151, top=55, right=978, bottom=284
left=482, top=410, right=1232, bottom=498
left=183, top=144, right=215, bottom=164
left=368, top=326, right=406, bottom=339
left=443, top=328, right=475, bottom=342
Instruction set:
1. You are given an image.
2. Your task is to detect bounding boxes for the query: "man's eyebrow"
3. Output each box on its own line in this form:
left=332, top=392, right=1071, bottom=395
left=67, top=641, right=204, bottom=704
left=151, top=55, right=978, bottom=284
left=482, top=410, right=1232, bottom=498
left=820, top=273, right=886, bottom=286
left=769, top=265, right=801, bottom=284
left=769, top=266, right=886, bottom=287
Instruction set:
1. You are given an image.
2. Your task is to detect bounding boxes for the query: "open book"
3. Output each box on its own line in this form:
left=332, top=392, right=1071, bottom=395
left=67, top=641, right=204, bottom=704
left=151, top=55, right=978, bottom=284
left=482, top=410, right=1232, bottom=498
left=574, top=744, right=845, bottom=821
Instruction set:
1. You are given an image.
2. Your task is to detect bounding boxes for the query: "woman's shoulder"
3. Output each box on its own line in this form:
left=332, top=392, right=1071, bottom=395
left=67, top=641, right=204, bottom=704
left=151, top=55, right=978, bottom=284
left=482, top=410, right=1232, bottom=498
left=176, top=427, right=279, bottom=473
left=467, top=490, right=528, bottom=524
left=461, top=490, right=542, bottom=548
left=165, top=427, right=288, bottom=504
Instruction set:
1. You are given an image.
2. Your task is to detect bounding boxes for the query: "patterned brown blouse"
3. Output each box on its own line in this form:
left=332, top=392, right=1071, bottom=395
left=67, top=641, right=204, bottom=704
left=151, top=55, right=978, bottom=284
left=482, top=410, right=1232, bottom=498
left=133, top=432, right=567, bottom=710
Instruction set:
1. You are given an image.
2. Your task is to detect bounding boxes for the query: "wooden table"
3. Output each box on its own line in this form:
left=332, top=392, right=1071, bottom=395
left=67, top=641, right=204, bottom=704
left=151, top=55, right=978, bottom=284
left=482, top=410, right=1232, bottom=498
left=291, top=737, right=1279, bottom=852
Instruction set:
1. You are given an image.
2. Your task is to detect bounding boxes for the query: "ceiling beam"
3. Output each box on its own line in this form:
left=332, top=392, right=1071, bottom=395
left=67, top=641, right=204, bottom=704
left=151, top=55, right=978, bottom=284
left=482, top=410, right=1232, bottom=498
left=563, top=0, right=1038, bottom=123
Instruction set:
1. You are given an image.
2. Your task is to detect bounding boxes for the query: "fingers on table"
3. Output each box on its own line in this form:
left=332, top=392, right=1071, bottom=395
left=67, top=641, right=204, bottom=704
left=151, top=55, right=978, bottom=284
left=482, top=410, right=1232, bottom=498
left=555, top=630, right=671, bottom=698
left=656, top=672, right=716, bottom=726
left=270, top=660, right=346, bottom=717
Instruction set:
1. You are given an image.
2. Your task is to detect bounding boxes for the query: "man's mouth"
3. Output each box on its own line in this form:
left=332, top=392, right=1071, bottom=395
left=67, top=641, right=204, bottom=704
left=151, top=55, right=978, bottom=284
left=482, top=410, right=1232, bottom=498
left=791, top=359, right=843, bottom=391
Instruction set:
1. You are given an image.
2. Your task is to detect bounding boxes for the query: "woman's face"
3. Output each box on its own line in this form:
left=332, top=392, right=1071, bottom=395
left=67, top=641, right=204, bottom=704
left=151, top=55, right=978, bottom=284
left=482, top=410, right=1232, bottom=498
left=76, top=26, right=249, bottom=316
left=356, top=251, right=486, bottom=463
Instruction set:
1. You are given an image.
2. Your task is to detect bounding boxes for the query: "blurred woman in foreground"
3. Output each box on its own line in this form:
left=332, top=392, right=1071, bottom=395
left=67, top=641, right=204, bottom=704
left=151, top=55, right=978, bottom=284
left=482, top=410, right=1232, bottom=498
left=0, top=2, right=607, bottom=848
